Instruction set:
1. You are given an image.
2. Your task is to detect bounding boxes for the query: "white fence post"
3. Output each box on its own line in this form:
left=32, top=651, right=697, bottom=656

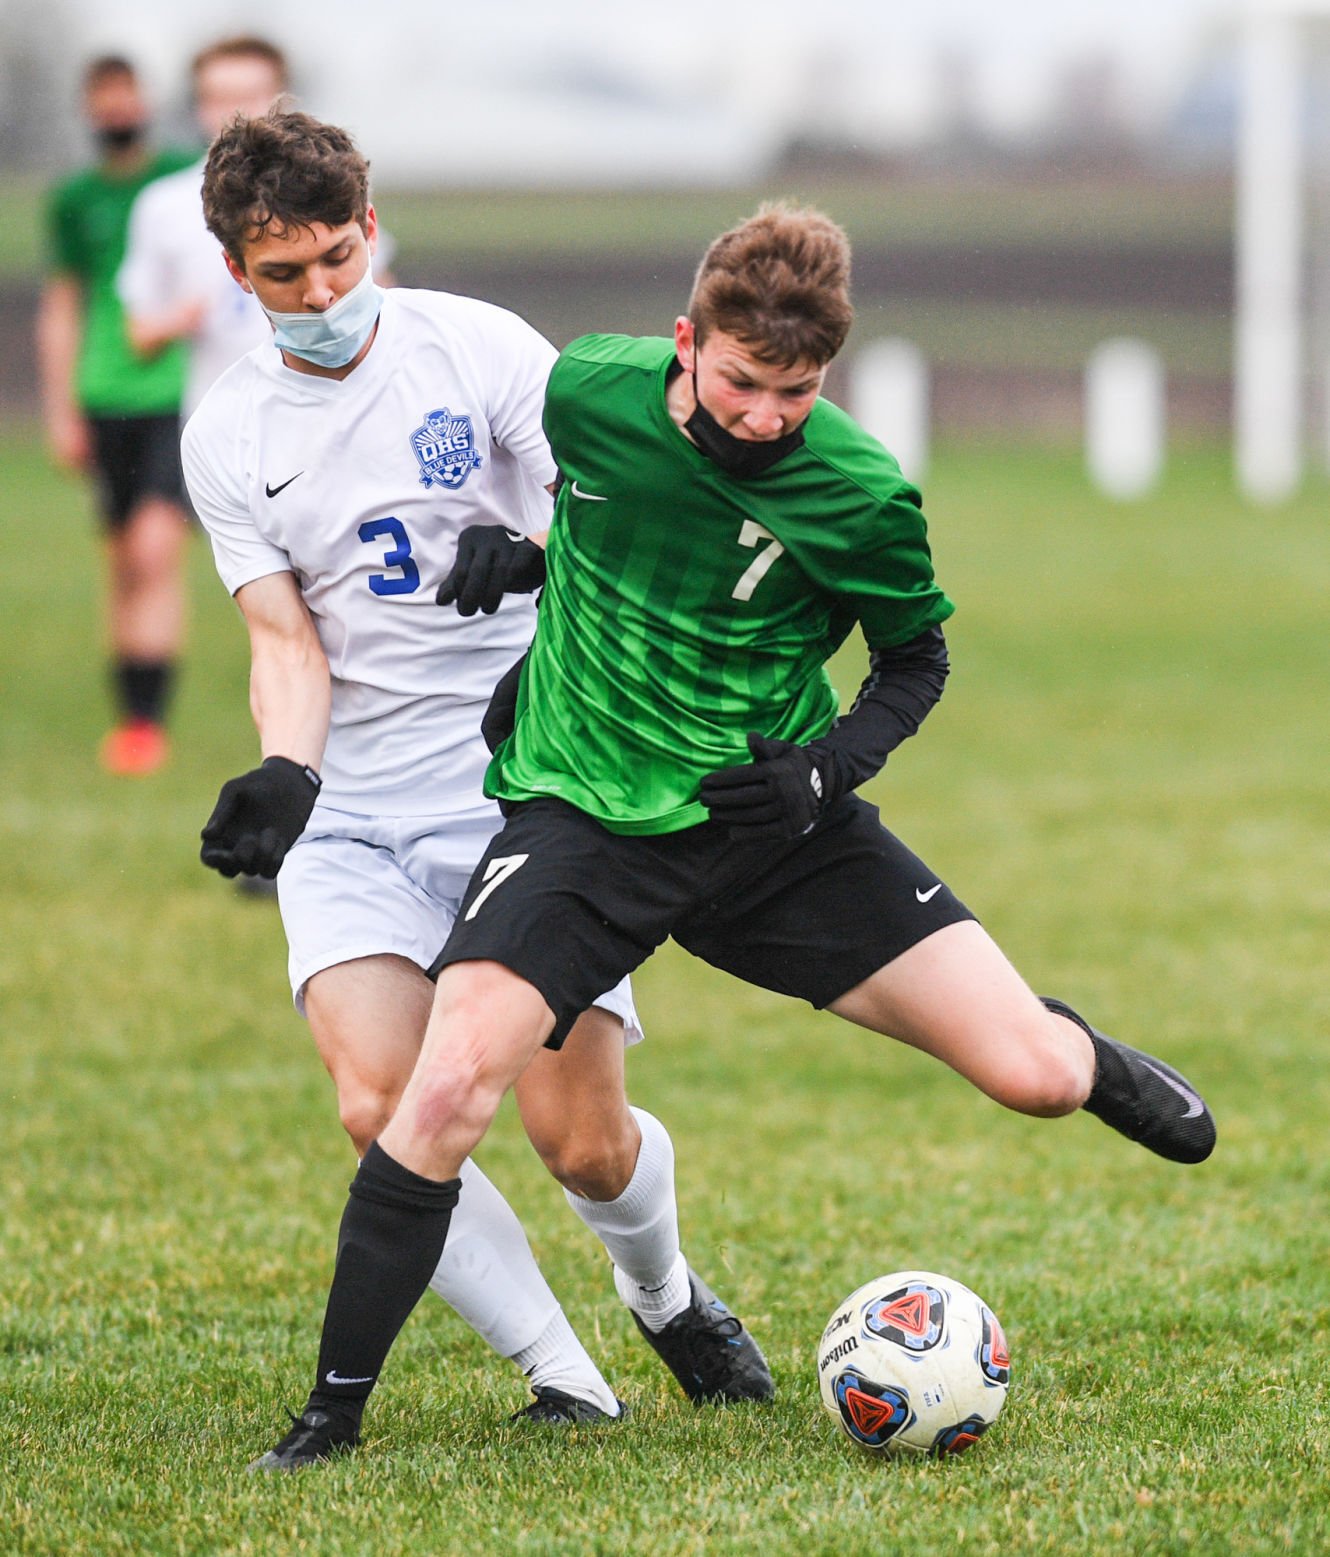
left=1085, top=339, right=1166, bottom=500
left=851, top=338, right=930, bottom=483
left=1235, top=2, right=1304, bottom=502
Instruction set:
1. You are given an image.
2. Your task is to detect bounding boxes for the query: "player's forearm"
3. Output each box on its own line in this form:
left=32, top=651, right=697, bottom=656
left=809, top=624, right=950, bottom=796
left=35, top=282, right=81, bottom=422
left=249, top=641, right=332, bottom=773
left=699, top=626, right=951, bottom=841
left=126, top=300, right=202, bottom=358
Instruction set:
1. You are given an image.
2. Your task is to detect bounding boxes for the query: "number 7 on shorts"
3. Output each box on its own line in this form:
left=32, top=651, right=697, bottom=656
left=464, top=853, right=530, bottom=921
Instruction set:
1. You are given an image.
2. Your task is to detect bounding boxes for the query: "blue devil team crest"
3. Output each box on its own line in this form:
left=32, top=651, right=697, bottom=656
left=411, top=407, right=483, bottom=490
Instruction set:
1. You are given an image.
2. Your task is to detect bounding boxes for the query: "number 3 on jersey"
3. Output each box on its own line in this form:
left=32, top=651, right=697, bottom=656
left=732, top=520, right=785, bottom=601
left=359, top=516, right=420, bottom=596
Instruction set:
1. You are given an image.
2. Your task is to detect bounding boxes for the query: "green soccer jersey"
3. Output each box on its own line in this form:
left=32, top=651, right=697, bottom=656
left=487, top=333, right=954, bottom=834
left=46, top=150, right=196, bottom=416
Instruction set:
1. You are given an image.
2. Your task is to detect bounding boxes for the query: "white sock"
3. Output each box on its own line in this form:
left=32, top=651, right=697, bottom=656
left=513, top=1310, right=621, bottom=1416
left=565, top=1106, right=692, bottom=1330
left=616, top=1249, right=691, bottom=1333
left=428, top=1157, right=616, bottom=1409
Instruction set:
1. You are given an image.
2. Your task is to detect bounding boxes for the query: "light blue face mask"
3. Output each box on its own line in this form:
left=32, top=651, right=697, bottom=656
left=262, top=262, right=383, bottom=369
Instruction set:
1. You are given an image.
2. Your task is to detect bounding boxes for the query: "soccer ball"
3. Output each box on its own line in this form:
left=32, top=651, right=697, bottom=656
left=816, top=1270, right=1010, bottom=1457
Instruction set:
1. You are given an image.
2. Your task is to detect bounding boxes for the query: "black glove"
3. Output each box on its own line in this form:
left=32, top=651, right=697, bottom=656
left=200, top=756, right=321, bottom=879
left=698, top=733, right=833, bottom=841
left=435, top=525, right=546, bottom=616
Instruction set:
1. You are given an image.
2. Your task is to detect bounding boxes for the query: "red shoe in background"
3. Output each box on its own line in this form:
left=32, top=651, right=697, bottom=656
left=100, top=718, right=170, bottom=776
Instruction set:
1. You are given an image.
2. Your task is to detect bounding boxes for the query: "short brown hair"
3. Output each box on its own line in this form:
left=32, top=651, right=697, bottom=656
left=202, top=109, right=369, bottom=264
left=83, top=55, right=137, bottom=92
left=191, top=35, right=290, bottom=90
left=688, top=204, right=853, bottom=368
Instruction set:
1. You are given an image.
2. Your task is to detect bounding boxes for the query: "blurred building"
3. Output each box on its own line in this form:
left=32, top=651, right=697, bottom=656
left=0, top=0, right=1245, bottom=184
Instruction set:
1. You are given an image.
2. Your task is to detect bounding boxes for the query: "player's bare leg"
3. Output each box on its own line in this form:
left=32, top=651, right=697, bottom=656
left=107, top=495, right=187, bottom=659
left=101, top=495, right=186, bottom=774
left=305, top=955, right=430, bottom=1153
left=516, top=1008, right=639, bottom=1199
left=301, top=954, right=622, bottom=1419
left=828, top=920, right=1215, bottom=1163
left=518, top=1015, right=774, bottom=1404
left=380, top=959, right=553, bottom=1177
left=829, top=922, right=1092, bottom=1113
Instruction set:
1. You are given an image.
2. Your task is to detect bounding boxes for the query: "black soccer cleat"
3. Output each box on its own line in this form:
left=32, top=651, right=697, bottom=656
left=631, top=1268, right=775, bottom=1404
left=509, top=1386, right=627, bottom=1425
left=247, top=1407, right=360, bottom=1473
left=1043, top=996, right=1217, bottom=1165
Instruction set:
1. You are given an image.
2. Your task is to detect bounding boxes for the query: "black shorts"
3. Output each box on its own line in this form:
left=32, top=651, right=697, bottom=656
left=431, top=795, right=975, bottom=1048
left=87, top=413, right=189, bottom=530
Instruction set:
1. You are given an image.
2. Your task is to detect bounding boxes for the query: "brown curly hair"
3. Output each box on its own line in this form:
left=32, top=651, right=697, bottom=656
left=688, top=203, right=853, bottom=368
left=202, top=108, right=369, bottom=264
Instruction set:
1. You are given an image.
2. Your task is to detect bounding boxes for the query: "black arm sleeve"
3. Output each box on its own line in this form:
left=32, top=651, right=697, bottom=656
left=807, top=624, right=950, bottom=800
left=481, top=652, right=527, bottom=754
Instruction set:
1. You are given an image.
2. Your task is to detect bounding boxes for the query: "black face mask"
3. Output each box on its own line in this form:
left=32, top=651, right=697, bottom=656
left=96, top=123, right=145, bottom=152
left=683, top=368, right=806, bottom=479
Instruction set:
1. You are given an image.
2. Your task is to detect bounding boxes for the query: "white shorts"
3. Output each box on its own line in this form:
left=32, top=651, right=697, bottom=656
left=277, top=800, right=643, bottom=1043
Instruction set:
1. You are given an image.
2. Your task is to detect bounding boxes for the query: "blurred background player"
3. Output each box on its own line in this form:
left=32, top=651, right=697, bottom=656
left=36, top=56, right=196, bottom=775
left=116, top=37, right=288, bottom=421
left=119, top=36, right=396, bottom=421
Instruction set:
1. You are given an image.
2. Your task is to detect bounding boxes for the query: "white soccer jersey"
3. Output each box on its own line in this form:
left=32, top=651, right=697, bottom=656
left=117, top=159, right=270, bottom=416
left=182, top=287, right=556, bottom=815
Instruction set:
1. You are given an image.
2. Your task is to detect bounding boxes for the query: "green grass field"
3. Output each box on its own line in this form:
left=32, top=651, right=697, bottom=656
left=1, top=428, right=1326, bottom=1555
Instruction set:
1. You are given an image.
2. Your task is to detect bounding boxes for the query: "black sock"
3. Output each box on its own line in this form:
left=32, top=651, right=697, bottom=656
left=113, top=658, right=175, bottom=725
left=1041, top=996, right=1121, bottom=1118
left=1042, top=994, right=1215, bottom=1164
left=308, top=1142, right=461, bottom=1425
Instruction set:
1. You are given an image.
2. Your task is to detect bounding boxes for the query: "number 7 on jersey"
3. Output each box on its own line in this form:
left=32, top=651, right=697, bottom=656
left=731, top=520, right=785, bottom=601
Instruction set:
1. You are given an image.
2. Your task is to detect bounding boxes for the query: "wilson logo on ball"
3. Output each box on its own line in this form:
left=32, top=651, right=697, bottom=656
left=864, top=1281, right=946, bottom=1351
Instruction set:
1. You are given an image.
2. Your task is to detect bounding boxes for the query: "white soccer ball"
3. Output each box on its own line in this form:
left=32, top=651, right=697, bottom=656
left=816, top=1270, right=1010, bottom=1457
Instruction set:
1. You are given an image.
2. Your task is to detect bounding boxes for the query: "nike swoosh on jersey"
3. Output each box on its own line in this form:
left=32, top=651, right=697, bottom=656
left=265, top=471, right=304, bottom=498
left=570, top=479, right=608, bottom=502
left=1140, top=1060, right=1206, bottom=1119
left=916, top=883, right=943, bottom=902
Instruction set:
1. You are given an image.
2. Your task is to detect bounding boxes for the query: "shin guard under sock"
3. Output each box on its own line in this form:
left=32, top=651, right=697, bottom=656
left=309, top=1142, right=461, bottom=1423
left=565, top=1107, right=689, bottom=1325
